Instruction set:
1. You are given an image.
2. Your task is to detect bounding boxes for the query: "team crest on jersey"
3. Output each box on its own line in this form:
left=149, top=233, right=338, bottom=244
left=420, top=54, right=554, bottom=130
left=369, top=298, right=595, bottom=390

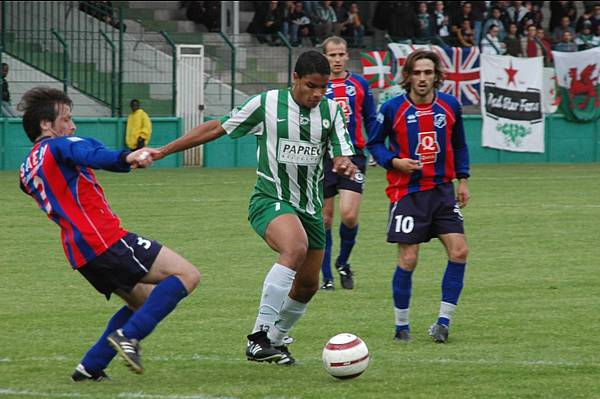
left=335, top=97, right=353, bottom=122
left=376, top=112, right=384, bottom=124
left=415, top=131, right=440, bottom=164
left=346, top=85, right=356, bottom=96
left=322, top=119, right=330, bottom=129
left=434, top=113, right=446, bottom=128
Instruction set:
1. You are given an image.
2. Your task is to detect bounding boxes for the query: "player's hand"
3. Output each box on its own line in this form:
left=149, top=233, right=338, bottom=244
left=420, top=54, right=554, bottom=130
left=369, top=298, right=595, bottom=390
left=126, top=147, right=159, bottom=169
left=332, top=156, right=360, bottom=181
left=392, top=158, right=422, bottom=174
left=456, top=179, right=470, bottom=208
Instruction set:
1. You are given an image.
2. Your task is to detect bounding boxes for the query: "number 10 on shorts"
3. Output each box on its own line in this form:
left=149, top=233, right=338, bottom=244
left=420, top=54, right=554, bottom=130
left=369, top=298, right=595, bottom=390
left=394, top=215, right=414, bottom=233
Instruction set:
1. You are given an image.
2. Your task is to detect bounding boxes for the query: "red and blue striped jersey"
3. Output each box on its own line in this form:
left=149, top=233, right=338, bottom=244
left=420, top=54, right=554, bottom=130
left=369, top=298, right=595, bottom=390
left=367, top=92, right=470, bottom=202
left=326, top=72, right=377, bottom=150
left=19, top=136, right=131, bottom=269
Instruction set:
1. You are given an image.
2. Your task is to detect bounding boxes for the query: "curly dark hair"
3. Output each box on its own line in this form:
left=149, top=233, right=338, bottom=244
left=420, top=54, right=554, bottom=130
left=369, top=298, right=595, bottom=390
left=400, top=50, right=445, bottom=92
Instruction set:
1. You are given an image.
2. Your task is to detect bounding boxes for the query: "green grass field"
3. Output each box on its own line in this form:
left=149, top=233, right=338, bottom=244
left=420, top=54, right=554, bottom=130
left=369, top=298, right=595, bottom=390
left=1, top=164, right=599, bottom=399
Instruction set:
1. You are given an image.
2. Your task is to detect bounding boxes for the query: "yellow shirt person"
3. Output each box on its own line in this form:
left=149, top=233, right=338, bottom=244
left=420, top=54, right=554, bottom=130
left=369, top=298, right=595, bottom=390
left=125, top=99, right=152, bottom=150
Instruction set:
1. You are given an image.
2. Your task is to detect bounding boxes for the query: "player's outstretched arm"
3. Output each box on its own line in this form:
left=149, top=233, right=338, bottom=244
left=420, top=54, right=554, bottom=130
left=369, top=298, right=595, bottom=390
left=126, top=147, right=160, bottom=169
left=154, top=119, right=226, bottom=160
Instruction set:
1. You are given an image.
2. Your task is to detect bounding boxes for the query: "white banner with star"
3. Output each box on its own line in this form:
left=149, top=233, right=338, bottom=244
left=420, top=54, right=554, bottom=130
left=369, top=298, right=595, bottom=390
left=480, top=54, right=545, bottom=153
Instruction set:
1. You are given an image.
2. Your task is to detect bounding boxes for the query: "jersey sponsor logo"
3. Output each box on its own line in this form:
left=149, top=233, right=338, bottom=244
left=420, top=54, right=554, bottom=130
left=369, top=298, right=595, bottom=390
left=277, top=139, right=322, bottom=166
left=415, top=131, right=440, bottom=164
left=334, top=97, right=353, bottom=122
left=434, top=113, right=447, bottom=128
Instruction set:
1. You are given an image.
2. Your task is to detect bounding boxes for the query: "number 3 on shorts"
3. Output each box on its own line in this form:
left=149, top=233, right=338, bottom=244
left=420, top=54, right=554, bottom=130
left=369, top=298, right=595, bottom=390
left=137, top=237, right=152, bottom=249
left=394, top=215, right=414, bottom=233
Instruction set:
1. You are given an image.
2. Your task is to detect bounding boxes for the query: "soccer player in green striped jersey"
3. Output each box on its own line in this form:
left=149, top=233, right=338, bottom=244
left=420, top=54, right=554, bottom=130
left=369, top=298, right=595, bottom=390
left=155, top=51, right=359, bottom=364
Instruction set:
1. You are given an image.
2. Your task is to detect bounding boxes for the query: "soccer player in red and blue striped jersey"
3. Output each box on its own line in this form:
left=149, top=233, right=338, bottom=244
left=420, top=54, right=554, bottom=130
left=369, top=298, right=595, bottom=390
left=18, top=87, right=200, bottom=379
left=367, top=50, right=471, bottom=343
left=321, top=36, right=377, bottom=291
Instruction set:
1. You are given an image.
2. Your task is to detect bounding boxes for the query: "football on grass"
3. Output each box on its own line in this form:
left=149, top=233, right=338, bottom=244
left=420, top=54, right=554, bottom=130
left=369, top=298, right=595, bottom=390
left=322, top=333, right=369, bottom=379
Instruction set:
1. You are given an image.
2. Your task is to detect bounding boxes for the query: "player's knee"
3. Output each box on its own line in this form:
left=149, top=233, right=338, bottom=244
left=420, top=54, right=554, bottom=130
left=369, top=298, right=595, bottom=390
left=398, top=253, right=418, bottom=270
left=179, top=263, right=201, bottom=293
left=323, top=216, right=333, bottom=230
left=449, top=244, right=468, bottom=262
left=280, top=241, right=308, bottom=268
left=341, top=214, right=358, bottom=228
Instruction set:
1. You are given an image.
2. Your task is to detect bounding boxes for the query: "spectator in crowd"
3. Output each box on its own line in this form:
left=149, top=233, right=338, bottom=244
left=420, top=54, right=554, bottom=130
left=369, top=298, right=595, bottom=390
left=332, top=1, right=350, bottom=32
left=343, top=2, right=365, bottom=48
left=126, top=99, right=152, bottom=150
left=591, top=5, right=600, bottom=32
left=503, top=22, right=522, bottom=57
left=1, top=63, right=17, bottom=117
left=261, top=1, right=286, bottom=45
left=575, top=22, right=598, bottom=50
left=314, top=1, right=340, bottom=44
left=521, top=24, right=544, bottom=57
left=483, top=6, right=507, bottom=41
left=469, top=1, right=487, bottom=44
left=480, top=24, right=506, bottom=55
left=184, top=1, right=220, bottom=32
left=415, top=2, right=434, bottom=43
left=431, top=1, right=451, bottom=46
left=287, top=1, right=317, bottom=46
left=506, top=1, right=528, bottom=29
left=554, top=30, right=578, bottom=52
left=455, top=19, right=475, bottom=47
left=535, top=27, right=554, bottom=66
left=79, top=1, right=124, bottom=30
left=549, top=1, right=577, bottom=34
left=575, top=6, right=595, bottom=33
left=451, top=1, right=474, bottom=38
left=552, top=15, right=576, bottom=45
left=384, top=1, right=420, bottom=43
left=517, top=2, right=542, bottom=36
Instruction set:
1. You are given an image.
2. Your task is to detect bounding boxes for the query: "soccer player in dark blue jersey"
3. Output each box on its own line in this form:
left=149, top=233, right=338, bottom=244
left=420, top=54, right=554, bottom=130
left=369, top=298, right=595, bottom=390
left=320, top=36, right=377, bottom=291
left=18, top=87, right=200, bottom=379
left=367, top=50, right=471, bottom=343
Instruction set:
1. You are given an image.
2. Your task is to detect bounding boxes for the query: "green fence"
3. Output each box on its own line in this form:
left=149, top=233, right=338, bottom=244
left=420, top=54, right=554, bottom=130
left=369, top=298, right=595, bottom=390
left=0, top=1, right=177, bottom=117
left=0, top=117, right=182, bottom=170
left=202, top=114, right=600, bottom=168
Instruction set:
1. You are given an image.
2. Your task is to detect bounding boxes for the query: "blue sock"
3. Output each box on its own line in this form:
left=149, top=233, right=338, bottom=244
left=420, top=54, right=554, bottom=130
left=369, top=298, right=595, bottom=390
left=392, top=266, right=412, bottom=332
left=122, top=275, right=188, bottom=340
left=81, top=306, right=133, bottom=373
left=438, top=261, right=466, bottom=327
left=337, top=223, right=358, bottom=266
left=321, top=229, right=333, bottom=281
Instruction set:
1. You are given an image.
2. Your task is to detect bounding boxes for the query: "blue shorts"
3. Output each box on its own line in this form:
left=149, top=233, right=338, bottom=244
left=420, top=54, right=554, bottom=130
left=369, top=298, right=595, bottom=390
left=323, top=153, right=366, bottom=199
left=78, top=232, right=162, bottom=299
left=386, top=183, right=464, bottom=244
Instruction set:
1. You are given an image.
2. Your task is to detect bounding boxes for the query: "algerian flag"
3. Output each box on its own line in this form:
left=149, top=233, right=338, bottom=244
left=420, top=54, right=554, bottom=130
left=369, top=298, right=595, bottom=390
left=552, top=47, right=600, bottom=122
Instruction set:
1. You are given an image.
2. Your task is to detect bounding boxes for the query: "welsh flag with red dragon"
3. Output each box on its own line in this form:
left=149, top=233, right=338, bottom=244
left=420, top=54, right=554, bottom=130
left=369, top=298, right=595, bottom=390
left=552, top=47, right=600, bottom=122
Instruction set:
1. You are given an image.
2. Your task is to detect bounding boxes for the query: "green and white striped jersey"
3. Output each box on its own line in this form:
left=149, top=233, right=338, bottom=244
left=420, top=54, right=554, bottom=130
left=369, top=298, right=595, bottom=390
left=220, top=89, right=355, bottom=215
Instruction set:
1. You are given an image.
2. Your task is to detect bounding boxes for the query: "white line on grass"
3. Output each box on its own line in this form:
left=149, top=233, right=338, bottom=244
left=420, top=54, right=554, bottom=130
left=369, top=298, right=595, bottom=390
left=0, top=389, right=242, bottom=399
left=1, top=354, right=597, bottom=368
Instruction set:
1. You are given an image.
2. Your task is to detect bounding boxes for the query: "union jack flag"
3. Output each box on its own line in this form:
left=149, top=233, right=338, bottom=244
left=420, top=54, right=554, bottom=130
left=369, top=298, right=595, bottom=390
left=387, top=43, right=481, bottom=105
left=436, top=46, right=481, bottom=105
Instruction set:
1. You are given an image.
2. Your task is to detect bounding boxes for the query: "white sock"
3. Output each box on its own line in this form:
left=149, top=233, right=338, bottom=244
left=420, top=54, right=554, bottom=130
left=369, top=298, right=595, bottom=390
left=269, top=296, right=308, bottom=346
left=394, top=307, right=410, bottom=327
left=439, top=301, right=457, bottom=321
left=252, top=263, right=296, bottom=334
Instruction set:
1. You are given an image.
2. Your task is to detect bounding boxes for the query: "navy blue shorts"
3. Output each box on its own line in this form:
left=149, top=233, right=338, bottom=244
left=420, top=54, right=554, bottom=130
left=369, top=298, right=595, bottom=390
left=323, top=152, right=367, bottom=199
left=386, top=183, right=464, bottom=244
left=78, top=232, right=162, bottom=299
